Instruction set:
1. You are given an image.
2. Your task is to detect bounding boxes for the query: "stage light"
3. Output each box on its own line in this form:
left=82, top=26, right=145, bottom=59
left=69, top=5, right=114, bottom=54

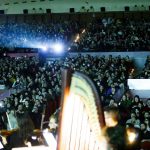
left=53, top=43, right=64, bottom=53
left=42, top=46, right=48, bottom=51
left=126, top=128, right=138, bottom=144
left=40, top=46, right=48, bottom=52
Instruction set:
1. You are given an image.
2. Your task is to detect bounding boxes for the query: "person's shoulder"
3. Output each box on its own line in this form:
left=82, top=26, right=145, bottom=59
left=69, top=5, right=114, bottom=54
left=115, top=124, right=126, bottom=132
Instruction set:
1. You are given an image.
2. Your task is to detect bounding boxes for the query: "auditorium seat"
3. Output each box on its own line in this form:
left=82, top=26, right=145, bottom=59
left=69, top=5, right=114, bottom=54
left=141, top=139, right=150, bottom=150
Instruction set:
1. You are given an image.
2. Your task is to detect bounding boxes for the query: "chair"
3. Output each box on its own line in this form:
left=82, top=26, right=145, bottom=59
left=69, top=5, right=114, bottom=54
left=141, top=139, right=150, bottom=150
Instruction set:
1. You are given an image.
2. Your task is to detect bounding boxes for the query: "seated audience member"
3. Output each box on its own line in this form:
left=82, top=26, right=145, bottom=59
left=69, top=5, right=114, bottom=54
left=108, top=99, right=118, bottom=107
left=16, top=104, right=25, bottom=116
left=6, top=110, right=19, bottom=130
left=140, top=123, right=150, bottom=139
left=143, top=99, right=150, bottom=112
left=132, top=95, right=141, bottom=107
left=126, top=112, right=140, bottom=128
left=144, top=118, right=150, bottom=132
left=131, top=107, right=142, bottom=121
left=119, top=94, right=132, bottom=109
left=143, top=111, right=150, bottom=122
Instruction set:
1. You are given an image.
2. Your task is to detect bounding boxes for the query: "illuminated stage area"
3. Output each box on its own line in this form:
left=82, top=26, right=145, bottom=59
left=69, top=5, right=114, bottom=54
left=38, top=42, right=67, bottom=57
left=0, top=22, right=73, bottom=49
left=0, top=21, right=72, bottom=60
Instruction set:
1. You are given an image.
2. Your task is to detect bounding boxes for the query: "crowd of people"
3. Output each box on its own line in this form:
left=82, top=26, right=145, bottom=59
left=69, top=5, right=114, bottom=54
left=0, top=17, right=150, bottom=52
left=0, top=56, right=61, bottom=129
left=0, top=54, right=134, bottom=130
left=138, top=55, right=150, bottom=78
left=0, top=53, right=149, bottom=148
left=70, top=18, right=150, bottom=51
left=0, top=21, right=80, bottom=48
left=119, top=94, right=150, bottom=139
left=0, top=16, right=150, bottom=149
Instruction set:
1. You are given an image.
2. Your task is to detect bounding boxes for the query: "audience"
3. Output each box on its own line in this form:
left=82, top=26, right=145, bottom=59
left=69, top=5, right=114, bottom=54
left=0, top=54, right=134, bottom=130
left=0, top=17, right=149, bottom=52
left=70, top=18, right=150, bottom=51
left=0, top=16, right=150, bottom=149
left=139, top=56, right=150, bottom=79
left=0, top=55, right=150, bottom=148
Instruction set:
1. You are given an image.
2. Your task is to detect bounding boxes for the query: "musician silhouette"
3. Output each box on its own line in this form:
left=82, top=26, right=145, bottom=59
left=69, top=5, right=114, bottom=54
left=104, top=106, right=126, bottom=150
left=8, top=112, right=35, bottom=148
left=48, top=108, right=60, bottom=139
left=0, top=101, right=7, bottom=130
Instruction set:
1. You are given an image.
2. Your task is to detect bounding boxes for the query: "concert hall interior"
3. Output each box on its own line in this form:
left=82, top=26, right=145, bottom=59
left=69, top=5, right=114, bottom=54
left=0, top=0, right=150, bottom=150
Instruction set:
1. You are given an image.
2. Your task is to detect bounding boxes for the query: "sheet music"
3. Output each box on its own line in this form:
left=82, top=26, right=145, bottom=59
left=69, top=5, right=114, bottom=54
left=0, top=141, right=4, bottom=149
left=43, top=132, right=57, bottom=150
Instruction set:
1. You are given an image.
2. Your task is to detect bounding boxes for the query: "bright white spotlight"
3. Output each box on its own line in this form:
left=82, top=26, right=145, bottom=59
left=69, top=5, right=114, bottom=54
left=41, top=46, right=48, bottom=52
left=23, top=38, right=27, bottom=43
left=53, top=43, right=63, bottom=53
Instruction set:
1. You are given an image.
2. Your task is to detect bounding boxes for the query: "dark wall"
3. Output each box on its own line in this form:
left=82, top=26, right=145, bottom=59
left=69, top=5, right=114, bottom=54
left=0, top=11, right=150, bottom=25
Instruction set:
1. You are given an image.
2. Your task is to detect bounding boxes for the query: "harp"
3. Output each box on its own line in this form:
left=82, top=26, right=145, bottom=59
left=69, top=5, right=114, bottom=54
left=57, top=69, right=106, bottom=150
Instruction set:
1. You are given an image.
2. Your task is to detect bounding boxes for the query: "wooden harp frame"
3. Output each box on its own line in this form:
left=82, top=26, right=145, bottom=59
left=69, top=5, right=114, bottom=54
left=57, top=69, right=105, bottom=150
